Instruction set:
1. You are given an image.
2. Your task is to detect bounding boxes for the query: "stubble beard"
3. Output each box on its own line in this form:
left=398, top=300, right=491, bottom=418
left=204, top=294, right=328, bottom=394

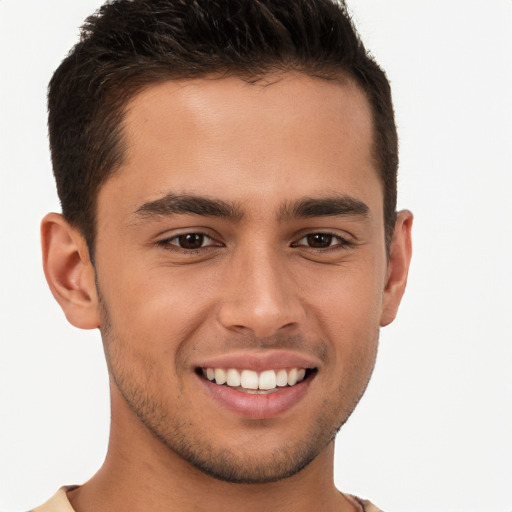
left=98, top=295, right=374, bottom=485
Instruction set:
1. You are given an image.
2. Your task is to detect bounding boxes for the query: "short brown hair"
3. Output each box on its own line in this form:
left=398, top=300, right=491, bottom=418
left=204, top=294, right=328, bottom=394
left=48, top=0, right=398, bottom=253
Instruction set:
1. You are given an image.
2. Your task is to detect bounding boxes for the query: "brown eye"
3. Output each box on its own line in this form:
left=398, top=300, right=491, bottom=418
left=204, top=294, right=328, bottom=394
left=293, top=232, right=352, bottom=251
left=176, top=233, right=206, bottom=249
left=305, top=233, right=334, bottom=248
left=157, top=232, right=221, bottom=252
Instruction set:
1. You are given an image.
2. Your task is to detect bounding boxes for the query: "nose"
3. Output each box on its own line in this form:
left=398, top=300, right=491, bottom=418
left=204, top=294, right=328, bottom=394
left=217, top=247, right=305, bottom=339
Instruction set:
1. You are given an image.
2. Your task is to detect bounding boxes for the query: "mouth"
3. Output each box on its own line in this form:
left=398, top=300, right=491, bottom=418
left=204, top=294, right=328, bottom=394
left=197, top=367, right=318, bottom=394
left=195, top=352, right=319, bottom=418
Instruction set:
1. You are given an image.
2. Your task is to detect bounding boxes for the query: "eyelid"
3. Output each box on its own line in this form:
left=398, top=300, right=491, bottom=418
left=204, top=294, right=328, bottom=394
left=292, top=230, right=355, bottom=250
left=167, top=233, right=214, bottom=247
left=155, top=229, right=223, bottom=250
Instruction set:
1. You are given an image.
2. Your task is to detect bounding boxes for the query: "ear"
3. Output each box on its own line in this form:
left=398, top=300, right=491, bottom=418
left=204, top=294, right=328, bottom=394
left=41, top=213, right=100, bottom=329
left=380, top=210, right=413, bottom=327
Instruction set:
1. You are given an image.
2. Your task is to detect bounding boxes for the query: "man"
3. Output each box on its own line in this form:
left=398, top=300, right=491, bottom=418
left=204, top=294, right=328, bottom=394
left=34, top=0, right=412, bottom=510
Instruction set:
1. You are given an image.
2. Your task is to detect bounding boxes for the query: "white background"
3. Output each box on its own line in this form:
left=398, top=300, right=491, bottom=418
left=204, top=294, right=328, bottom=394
left=0, top=1, right=511, bottom=511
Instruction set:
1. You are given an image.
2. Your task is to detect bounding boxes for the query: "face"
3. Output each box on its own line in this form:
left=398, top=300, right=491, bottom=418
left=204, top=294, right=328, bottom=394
left=93, top=74, right=395, bottom=483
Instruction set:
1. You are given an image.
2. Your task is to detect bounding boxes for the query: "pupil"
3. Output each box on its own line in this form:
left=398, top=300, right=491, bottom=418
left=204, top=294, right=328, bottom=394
left=307, top=234, right=332, bottom=248
left=180, top=233, right=204, bottom=249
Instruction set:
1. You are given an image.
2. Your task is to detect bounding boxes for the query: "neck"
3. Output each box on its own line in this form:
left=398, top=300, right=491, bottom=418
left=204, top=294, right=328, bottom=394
left=68, top=385, right=355, bottom=512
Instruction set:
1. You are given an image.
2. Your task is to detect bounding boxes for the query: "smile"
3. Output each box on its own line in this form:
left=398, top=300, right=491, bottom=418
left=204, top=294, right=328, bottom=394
left=201, top=367, right=315, bottom=393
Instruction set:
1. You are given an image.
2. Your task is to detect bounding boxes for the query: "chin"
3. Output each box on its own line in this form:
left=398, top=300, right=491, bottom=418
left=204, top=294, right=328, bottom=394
left=163, top=435, right=331, bottom=484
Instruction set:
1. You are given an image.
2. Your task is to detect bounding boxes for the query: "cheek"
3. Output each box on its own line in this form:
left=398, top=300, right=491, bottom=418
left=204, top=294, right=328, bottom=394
left=299, top=259, right=383, bottom=374
left=98, top=259, right=209, bottom=338
left=96, top=261, right=219, bottom=397
left=301, top=256, right=385, bottom=331
left=315, top=281, right=381, bottom=408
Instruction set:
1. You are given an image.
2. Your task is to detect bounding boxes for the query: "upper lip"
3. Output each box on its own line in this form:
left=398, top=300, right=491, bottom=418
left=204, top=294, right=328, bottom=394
left=196, top=350, right=319, bottom=372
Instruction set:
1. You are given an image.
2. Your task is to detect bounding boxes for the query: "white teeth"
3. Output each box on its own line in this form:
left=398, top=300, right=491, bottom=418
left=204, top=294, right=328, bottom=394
left=241, top=370, right=259, bottom=389
left=276, top=369, right=288, bottom=387
left=259, top=370, right=277, bottom=390
left=287, top=368, right=298, bottom=386
left=204, top=367, right=310, bottom=390
left=226, top=368, right=241, bottom=387
left=214, top=368, right=226, bottom=385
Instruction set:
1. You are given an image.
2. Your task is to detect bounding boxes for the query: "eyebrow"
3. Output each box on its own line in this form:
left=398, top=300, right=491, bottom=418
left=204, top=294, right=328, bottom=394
left=279, top=195, right=370, bottom=221
left=132, top=192, right=369, bottom=224
left=133, top=193, right=244, bottom=221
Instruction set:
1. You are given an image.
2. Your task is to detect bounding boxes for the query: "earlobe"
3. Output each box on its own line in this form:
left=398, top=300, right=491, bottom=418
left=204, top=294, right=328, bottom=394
left=380, top=210, right=413, bottom=327
left=41, top=213, right=100, bottom=329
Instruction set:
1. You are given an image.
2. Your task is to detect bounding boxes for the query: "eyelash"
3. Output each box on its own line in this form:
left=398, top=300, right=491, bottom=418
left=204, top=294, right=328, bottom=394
left=156, top=230, right=354, bottom=254
left=156, top=232, right=220, bottom=253
left=291, top=232, right=354, bottom=252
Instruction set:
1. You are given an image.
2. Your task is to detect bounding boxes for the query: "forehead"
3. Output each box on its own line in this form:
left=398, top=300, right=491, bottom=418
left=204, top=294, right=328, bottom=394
left=101, top=73, right=380, bottom=221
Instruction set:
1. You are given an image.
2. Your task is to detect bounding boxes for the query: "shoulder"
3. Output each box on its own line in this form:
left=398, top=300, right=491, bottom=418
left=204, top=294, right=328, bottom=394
left=356, top=497, right=385, bottom=512
left=360, top=500, right=385, bottom=512
left=346, top=493, right=385, bottom=512
left=29, top=486, right=78, bottom=512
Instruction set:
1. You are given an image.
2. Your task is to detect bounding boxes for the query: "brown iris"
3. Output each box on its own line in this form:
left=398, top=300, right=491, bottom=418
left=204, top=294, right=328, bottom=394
left=177, top=233, right=205, bottom=249
left=306, top=233, right=334, bottom=248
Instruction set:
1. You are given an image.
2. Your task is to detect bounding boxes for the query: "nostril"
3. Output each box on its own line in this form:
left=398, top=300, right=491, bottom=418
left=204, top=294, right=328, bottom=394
left=217, top=288, right=306, bottom=339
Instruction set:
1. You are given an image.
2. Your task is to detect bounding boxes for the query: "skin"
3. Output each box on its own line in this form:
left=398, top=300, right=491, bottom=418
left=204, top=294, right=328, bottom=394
left=42, top=73, right=412, bottom=512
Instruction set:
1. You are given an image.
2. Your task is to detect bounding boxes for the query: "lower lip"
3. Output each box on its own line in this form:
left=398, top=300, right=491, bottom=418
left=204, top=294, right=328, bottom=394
left=199, top=374, right=313, bottom=419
